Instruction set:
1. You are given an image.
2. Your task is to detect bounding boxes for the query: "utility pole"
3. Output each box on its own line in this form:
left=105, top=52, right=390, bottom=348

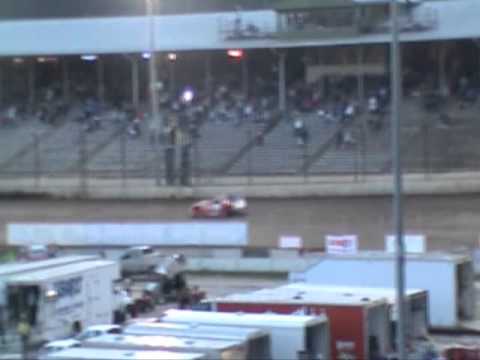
left=390, top=0, right=406, bottom=358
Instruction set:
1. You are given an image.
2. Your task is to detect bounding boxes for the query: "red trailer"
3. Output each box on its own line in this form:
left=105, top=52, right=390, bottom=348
left=206, top=286, right=391, bottom=360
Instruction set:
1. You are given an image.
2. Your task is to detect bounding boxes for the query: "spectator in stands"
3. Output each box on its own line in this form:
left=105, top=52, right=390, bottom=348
left=243, top=102, right=254, bottom=123
left=343, top=130, right=356, bottom=148
left=458, top=75, right=469, bottom=97
left=149, top=110, right=163, bottom=145
left=344, top=102, right=356, bottom=122
left=293, top=118, right=308, bottom=146
left=378, top=86, right=389, bottom=109
left=255, top=124, right=265, bottom=146
left=5, top=105, right=17, bottom=125
left=127, top=113, right=142, bottom=138
left=45, top=87, right=55, bottom=102
left=336, top=129, right=344, bottom=149
left=334, top=99, right=344, bottom=121
left=368, top=95, right=379, bottom=114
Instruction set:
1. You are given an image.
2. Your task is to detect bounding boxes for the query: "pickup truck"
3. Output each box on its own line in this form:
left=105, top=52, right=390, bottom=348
left=120, top=246, right=186, bottom=277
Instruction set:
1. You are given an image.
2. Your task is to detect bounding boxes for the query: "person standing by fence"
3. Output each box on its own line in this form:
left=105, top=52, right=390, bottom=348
left=17, top=313, right=31, bottom=360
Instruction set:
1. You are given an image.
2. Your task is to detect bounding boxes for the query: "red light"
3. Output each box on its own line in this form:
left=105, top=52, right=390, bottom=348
left=227, top=49, right=244, bottom=58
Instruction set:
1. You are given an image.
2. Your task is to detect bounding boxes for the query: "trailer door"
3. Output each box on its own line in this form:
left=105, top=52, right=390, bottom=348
left=85, top=271, right=110, bottom=326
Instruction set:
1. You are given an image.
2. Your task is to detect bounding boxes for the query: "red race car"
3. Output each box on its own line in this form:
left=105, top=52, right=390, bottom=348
left=190, top=195, right=248, bottom=218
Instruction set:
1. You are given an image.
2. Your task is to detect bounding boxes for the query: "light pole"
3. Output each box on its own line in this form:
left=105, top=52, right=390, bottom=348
left=390, top=0, right=406, bottom=358
left=146, top=0, right=162, bottom=185
left=146, top=0, right=161, bottom=131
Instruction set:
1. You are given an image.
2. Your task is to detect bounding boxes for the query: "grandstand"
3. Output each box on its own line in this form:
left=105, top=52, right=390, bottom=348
left=0, top=0, right=479, bottom=189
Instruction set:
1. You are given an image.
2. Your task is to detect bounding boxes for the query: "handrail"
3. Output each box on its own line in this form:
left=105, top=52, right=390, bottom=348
left=215, top=112, right=283, bottom=175
left=298, top=119, right=357, bottom=173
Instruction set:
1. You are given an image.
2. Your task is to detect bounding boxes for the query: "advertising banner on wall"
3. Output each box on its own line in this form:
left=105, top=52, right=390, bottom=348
left=385, top=234, right=426, bottom=253
left=7, top=222, right=248, bottom=247
left=325, top=235, right=358, bottom=254
left=278, top=235, right=303, bottom=249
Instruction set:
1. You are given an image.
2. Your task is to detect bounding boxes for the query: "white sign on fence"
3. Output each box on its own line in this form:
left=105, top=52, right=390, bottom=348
left=8, top=223, right=248, bottom=247
left=279, top=236, right=303, bottom=249
left=325, top=235, right=358, bottom=254
left=385, top=234, right=426, bottom=253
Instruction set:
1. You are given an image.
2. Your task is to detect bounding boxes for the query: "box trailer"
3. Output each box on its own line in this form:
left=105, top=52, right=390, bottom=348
left=290, top=251, right=475, bottom=328
left=0, top=256, right=100, bottom=310
left=161, top=309, right=329, bottom=360
left=285, top=283, right=429, bottom=341
left=83, top=333, right=247, bottom=360
left=44, top=347, right=207, bottom=360
left=206, top=286, right=390, bottom=360
left=4, top=259, right=120, bottom=342
left=124, top=322, right=271, bottom=359
left=0, top=255, right=99, bottom=279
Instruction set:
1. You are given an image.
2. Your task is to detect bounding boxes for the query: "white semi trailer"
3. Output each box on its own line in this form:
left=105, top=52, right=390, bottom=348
left=4, top=259, right=120, bottom=342
left=124, top=322, right=271, bottom=359
left=160, top=309, right=329, bottom=360
left=83, top=333, right=247, bottom=360
left=44, top=347, right=207, bottom=360
left=290, top=251, right=475, bottom=328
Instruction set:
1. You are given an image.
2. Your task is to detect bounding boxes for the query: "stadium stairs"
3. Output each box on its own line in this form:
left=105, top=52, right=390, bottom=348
left=225, top=112, right=343, bottom=176
left=0, top=105, right=81, bottom=176
left=213, top=112, right=283, bottom=175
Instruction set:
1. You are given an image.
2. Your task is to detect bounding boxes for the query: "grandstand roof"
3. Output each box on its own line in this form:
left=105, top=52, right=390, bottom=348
left=274, top=0, right=356, bottom=11
left=0, top=0, right=477, bottom=56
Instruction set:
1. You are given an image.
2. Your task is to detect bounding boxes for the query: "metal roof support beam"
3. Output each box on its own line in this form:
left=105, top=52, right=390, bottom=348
left=130, top=56, right=140, bottom=110
left=27, top=59, right=35, bottom=111
left=96, top=57, right=105, bottom=102
left=0, top=61, right=3, bottom=107
left=278, top=49, right=287, bottom=111
left=242, top=52, right=249, bottom=100
left=62, top=58, right=70, bottom=102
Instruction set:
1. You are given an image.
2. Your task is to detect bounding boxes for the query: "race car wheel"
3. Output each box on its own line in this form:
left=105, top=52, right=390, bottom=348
left=191, top=207, right=201, bottom=218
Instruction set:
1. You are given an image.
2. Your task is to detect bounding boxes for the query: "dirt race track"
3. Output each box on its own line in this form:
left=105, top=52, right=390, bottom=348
left=1, top=194, right=480, bottom=250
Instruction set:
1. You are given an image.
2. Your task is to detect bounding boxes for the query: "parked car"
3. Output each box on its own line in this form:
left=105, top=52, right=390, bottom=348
left=40, top=325, right=121, bottom=358
left=190, top=195, right=247, bottom=218
left=38, top=339, right=81, bottom=358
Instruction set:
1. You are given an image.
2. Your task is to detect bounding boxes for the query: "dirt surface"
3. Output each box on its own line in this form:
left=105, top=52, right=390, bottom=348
left=1, top=194, right=480, bottom=250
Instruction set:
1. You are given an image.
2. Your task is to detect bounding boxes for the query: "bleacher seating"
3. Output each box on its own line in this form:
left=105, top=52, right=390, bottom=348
left=229, top=114, right=338, bottom=175
left=1, top=96, right=480, bottom=179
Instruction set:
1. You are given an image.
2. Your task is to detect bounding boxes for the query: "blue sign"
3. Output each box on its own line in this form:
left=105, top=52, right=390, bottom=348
left=54, top=277, right=82, bottom=299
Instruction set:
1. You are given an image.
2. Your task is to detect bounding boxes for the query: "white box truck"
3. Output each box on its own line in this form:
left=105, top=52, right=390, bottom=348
left=0, top=256, right=99, bottom=324
left=0, top=255, right=99, bottom=279
left=290, top=251, right=475, bottom=328
left=4, top=259, right=120, bottom=342
left=124, top=321, right=271, bottom=359
left=44, top=347, right=207, bottom=360
left=83, top=333, right=247, bottom=360
left=160, top=309, right=329, bottom=360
